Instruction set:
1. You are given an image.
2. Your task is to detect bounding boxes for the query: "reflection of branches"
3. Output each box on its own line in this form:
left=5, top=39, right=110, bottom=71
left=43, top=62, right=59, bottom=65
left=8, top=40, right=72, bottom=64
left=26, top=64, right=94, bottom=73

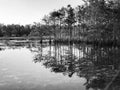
left=33, top=43, right=120, bottom=90
left=84, top=75, right=106, bottom=90
left=2, top=40, right=120, bottom=90
left=79, top=46, right=120, bottom=90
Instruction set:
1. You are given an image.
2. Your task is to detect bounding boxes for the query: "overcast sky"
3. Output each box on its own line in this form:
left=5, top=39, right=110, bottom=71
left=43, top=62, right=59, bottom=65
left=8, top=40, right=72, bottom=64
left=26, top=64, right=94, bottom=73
left=0, top=0, right=84, bottom=25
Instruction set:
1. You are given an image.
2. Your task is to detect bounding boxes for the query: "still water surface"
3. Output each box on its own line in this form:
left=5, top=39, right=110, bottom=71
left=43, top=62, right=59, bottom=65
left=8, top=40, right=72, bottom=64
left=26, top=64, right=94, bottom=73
left=0, top=40, right=120, bottom=90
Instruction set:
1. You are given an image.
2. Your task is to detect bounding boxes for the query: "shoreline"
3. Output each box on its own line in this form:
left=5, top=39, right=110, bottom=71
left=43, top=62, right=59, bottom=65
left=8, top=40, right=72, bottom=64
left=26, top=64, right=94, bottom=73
left=0, top=37, right=120, bottom=47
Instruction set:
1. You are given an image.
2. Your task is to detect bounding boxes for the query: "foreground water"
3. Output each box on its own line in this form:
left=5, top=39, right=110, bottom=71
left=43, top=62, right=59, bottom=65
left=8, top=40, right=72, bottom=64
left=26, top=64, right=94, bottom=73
left=0, top=40, right=120, bottom=90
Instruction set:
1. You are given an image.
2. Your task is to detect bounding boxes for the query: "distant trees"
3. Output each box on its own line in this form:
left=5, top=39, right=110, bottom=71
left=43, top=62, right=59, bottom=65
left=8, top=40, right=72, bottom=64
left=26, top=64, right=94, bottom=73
left=0, top=23, right=52, bottom=37
left=0, top=24, right=32, bottom=37
left=0, top=24, right=4, bottom=37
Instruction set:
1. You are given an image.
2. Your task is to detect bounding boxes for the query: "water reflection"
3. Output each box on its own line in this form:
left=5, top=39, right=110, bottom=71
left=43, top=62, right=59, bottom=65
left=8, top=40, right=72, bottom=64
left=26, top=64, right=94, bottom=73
left=32, top=43, right=120, bottom=90
left=0, top=40, right=120, bottom=90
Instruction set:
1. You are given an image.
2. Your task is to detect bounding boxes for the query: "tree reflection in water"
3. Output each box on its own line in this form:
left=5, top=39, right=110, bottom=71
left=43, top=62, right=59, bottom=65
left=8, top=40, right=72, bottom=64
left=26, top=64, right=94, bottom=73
left=1, top=40, right=120, bottom=90
left=32, top=43, right=120, bottom=90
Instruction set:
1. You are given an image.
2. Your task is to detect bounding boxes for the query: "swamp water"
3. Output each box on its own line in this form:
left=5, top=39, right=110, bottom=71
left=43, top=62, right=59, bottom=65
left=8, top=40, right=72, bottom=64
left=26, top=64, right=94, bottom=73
left=0, top=40, right=120, bottom=90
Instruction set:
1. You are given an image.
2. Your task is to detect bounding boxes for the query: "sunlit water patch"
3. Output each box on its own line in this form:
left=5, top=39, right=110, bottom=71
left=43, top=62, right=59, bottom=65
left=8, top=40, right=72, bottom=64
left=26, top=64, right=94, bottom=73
left=0, top=42, right=87, bottom=90
left=0, top=40, right=119, bottom=90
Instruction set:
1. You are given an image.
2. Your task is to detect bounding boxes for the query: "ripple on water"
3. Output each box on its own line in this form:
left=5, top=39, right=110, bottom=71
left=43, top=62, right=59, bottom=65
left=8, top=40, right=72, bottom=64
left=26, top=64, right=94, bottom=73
left=0, top=82, right=6, bottom=86
left=1, top=68, right=8, bottom=71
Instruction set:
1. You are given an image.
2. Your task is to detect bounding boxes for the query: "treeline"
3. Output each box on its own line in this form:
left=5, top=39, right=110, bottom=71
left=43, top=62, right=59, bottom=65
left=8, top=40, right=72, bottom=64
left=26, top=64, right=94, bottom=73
left=0, top=0, right=120, bottom=43
left=0, top=24, right=53, bottom=37
left=42, top=0, right=120, bottom=42
left=0, top=24, right=30, bottom=37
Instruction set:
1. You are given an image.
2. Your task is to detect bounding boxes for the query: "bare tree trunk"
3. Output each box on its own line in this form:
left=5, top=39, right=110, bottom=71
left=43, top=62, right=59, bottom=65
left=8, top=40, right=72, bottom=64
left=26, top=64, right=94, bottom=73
left=113, top=21, right=118, bottom=45
left=60, top=19, right=62, bottom=41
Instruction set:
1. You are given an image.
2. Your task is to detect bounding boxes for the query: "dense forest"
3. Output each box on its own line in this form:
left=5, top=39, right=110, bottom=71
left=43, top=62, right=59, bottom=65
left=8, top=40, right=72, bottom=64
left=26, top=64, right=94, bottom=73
left=0, top=0, right=120, bottom=44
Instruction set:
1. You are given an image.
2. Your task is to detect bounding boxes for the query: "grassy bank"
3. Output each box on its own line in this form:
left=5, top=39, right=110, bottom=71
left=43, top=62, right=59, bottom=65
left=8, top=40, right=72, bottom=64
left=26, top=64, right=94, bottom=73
left=0, top=36, right=120, bottom=46
left=0, top=37, right=41, bottom=40
left=54, top=38, right=120, bottom=47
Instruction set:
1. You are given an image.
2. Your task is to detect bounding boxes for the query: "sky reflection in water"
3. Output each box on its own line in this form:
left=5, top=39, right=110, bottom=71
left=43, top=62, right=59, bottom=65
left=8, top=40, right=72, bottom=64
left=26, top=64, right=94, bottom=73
left=0, top=41, right=86, bottom=90
left=0, top=40, right=120, bottom=90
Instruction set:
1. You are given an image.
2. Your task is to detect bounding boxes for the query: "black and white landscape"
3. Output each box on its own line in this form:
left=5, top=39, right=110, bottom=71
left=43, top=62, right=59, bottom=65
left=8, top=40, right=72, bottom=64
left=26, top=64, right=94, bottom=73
left=0, top=0, right=120, bottom=90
